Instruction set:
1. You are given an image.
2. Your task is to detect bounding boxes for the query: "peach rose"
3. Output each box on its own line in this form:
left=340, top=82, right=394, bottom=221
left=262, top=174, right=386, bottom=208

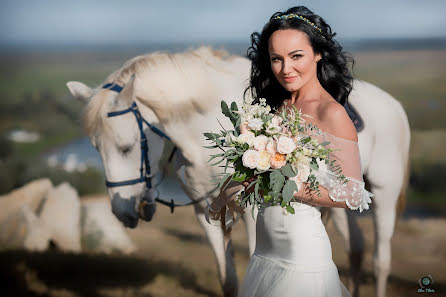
left=270, top=153, right=286, bottom=169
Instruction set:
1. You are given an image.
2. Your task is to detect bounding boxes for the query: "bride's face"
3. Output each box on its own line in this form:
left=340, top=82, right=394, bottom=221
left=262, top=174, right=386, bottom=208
left=268, top=29, right=321, bottom=92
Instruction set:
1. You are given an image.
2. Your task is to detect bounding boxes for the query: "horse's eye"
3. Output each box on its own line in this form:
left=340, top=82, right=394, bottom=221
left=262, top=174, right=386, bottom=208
left=121, top=146, right=133, bottom=155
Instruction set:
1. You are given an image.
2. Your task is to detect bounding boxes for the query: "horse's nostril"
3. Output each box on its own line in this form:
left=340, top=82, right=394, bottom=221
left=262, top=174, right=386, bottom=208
left=125, top=217, right=139, bottom=229
left=111, top=195, right=140, bottom=227
left=139, top=200, right=156, bottom=222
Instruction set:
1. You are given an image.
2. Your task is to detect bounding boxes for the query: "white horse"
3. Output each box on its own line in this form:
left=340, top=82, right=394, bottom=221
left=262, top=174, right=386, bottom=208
left=67, top=46, right=410, bottom=297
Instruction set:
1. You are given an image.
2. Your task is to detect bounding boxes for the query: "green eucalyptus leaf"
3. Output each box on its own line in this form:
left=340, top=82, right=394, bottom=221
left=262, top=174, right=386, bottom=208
left=309, top=162, right=319, bottom=171
left=286, top=205, right=295, bottom=214
left=231, top=101, right=238, bottom=112
left=221, top=101, right=230, bottom=116
left=280, top=163, right=297, bottom=177
left=282, top=180, right=298, bottom=203
left=270, top=170, right=285, bottom=194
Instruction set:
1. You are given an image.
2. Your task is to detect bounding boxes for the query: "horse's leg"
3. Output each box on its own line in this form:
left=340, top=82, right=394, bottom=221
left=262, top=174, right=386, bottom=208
left=193, top=204, right=238, bottom=297
left=241, top=204, right=257, bottom=256
left=330, top=208, right=364, bottom=297
left=370, top=184, right=399, bottom=297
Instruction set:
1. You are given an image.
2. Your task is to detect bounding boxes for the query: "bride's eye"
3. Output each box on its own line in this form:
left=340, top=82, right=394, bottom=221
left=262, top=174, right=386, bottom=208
left=271, top=57, right=281, bottom=62
left=292, top=54, right=303, bottom=59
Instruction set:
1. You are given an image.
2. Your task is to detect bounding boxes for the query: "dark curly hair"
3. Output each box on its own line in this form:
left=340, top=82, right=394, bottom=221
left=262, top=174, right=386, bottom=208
left=244, top=6, right=355, bottom=111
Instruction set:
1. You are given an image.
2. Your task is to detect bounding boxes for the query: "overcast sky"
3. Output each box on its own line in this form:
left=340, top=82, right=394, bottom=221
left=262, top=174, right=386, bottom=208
left=1, top=0, right=445, bottom=44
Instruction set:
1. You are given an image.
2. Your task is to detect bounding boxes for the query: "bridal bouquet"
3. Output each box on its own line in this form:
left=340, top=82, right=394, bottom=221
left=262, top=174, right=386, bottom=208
left=204, top=98, right=347, bottom=215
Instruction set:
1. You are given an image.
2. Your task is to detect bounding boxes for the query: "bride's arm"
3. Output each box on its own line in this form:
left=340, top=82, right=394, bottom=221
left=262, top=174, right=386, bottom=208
left=294, top=102, right=358, bottom=209
left=293, top=182, right=349, bottom=208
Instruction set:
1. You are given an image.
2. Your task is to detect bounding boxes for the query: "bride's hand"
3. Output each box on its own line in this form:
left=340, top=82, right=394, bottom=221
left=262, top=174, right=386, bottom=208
left=242, top=176, right=257, bottom=194
left=242, top=176, right=265, bottom=197
left=209, top=177, right=244, bottom=215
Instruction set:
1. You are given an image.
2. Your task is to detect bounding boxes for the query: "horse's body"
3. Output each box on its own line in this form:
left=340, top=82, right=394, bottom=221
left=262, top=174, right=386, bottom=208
left=67, top=46, right=410, bottom=297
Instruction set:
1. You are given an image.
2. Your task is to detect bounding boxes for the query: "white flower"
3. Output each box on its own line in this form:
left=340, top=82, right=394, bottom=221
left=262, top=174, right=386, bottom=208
left=253, top=135, right=269, bottom=151
left=237, top=131, right=255, bottom=147
left=224, top=132, right=236, bottom=146
left=290, top=163, right=311, bottom=193
left=302, top=147, right=312, bottom=156
left=294, top=151, right=311, bottom=167
left=266, top=139, right=277, bottom=154
left=248, top=118, right=264, bottom=131
left=277, top=136, right=297, bottom=155
left=282, top=207, right=289, bottom=216
left=265, top=123, right=281, bottom=135
left=257, top=150, right=271, bottom=171
left=316, top=158, right=328, bottom=172
left=271, top=115, right=283, bottom=126
left=242, top=149, right=260, bottom=169
left=309, top=139, right=319, bottom=146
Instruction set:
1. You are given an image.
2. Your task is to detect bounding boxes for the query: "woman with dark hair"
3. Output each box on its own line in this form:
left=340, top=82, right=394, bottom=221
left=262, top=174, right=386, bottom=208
left=208, top=5, right=373, bottom=297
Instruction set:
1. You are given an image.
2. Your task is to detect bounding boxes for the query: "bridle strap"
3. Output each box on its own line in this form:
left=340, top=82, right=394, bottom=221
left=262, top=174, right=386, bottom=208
left=101, top=82, right=208, bottom=213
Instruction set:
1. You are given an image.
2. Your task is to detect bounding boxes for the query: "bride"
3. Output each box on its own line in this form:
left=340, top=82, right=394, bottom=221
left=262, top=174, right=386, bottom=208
left=206, top=5, right=373, bottom=297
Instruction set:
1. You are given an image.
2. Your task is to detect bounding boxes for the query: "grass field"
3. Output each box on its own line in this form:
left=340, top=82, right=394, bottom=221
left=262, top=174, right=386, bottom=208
left=0, top=48, right=445, bottom=195
left=2, top=195, right=445, bottom=297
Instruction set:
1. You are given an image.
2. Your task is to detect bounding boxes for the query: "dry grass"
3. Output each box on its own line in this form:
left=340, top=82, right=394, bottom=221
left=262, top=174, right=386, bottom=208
left=1, top=195, right=445, bottom=297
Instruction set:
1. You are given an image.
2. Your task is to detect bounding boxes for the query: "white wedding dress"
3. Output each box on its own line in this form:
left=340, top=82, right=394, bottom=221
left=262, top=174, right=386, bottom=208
left=206, top=130, right=374, bottom=297
left=238, top=201, right=351, bottom=297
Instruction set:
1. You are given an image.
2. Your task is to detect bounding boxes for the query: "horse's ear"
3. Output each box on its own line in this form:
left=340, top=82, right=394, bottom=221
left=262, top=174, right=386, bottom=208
left=119, top=74, right=136, bottom=104
left=66, top=81, right=93, bottom=103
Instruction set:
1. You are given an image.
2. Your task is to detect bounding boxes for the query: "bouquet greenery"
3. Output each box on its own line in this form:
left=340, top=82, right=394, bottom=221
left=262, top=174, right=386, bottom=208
left=204, top=98, right=347, bottom=215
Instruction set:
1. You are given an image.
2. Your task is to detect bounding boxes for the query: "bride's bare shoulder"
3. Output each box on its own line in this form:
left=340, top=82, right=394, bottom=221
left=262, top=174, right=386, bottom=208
left=320, top=100, right=358, bottom=142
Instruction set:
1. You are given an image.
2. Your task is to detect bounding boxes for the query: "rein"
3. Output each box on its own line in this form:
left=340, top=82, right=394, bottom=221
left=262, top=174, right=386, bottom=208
left=102, top=82, right=208, bottom=213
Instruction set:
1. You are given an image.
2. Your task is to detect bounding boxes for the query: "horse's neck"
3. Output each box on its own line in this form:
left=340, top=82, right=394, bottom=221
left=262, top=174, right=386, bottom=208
left=137, top=57, right=249, bottom=165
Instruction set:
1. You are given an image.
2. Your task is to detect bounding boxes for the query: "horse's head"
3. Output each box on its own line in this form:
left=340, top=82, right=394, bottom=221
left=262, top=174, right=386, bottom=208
left=66, top=75, right=167, bottom=228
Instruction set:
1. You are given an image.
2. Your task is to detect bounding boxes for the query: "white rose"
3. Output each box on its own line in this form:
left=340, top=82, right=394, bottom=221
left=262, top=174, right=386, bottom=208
left=242, top=149, right=260, bottom=169
left=237, top=131, right=255, bottom=147
left=277, top=136, right=297, bottom=155
left=257, top=150, right=271, bottom=171
left=248, top=118, right=264, bottom=131
left=266, top=139, right=277, bottom=154
left=271, top=115, right=283, bottom=126
left=253, top=135, right=269, bottom=151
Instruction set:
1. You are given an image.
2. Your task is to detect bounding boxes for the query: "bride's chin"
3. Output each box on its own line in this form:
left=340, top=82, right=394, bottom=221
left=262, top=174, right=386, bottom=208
left=282, top=85, right=300, bottom=93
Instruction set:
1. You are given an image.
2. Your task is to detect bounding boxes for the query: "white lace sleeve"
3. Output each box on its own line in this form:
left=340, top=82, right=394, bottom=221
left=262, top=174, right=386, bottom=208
left=308, top=131, right=374, bottom=212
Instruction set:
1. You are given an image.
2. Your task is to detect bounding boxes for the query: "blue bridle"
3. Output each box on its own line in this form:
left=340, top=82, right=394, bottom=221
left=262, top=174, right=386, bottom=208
left=102, top=81, right=211, bottom=213
left=103, top=82, right=171, bottom=188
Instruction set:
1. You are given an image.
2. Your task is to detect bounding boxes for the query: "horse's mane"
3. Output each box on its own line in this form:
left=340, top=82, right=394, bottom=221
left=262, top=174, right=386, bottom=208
left=83, top=46, right=243, bottom=135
